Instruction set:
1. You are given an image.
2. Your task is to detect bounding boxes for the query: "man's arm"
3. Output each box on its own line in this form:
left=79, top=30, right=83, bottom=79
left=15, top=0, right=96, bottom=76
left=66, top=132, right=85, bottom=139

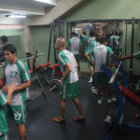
left=14, top=80, right=31, bottom=92
left=80, top=25, right=84, bottom=36
left=75, top=59, right=78, bottom=68
left=6, top=83, right=16, bottom=105
left=116, top=54, right=133, bottom=60
left=121, top=55, right=133, bottom=59
left=85, top=52, right=94, bottom=65
left=14, top=61, right=31, bottom=92
left=60, top=63, right=72, bottom=83
left=98, top=23, right=103, bottom=37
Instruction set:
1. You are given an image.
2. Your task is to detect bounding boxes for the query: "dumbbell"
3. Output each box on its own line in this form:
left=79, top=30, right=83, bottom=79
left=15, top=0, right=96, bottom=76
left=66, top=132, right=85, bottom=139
left=48, top=79, right=62, bottom=93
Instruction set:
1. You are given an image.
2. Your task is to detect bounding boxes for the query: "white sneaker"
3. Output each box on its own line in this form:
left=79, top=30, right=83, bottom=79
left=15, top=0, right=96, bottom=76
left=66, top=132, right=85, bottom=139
left=98, top=98, right=103, bottom=104
left=112, top=96, right=117, bottom=101
left=107, top=98, right=113, bottom=104
left=91, top=87, right=97, bottom=94
left=91, top=88, right=103, bottom=95
left=88, top=77, right=92, bottom=83
left=91, top=86, right=95, bottom=90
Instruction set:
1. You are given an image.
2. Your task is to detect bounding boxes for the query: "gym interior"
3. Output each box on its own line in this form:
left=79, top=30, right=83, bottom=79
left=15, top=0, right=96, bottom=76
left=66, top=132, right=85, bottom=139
left=0, top=0, right=140, bottom=140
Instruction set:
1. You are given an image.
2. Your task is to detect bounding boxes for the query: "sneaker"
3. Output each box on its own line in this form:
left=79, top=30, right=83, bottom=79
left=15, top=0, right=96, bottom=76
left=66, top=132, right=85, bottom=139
left=107, top=98, right=113, bottom=104
left=91, top=89, right=98, bottom=95
left=91, top=86, right=95, bottom=90
left=73, top=116, right=85, bottom=122
left=91, top=87, right=102, bottom=95
left=111, top=96, right=117, bottom=101
left=91, top=87, right=98, bottom=94
left=98, top=98, right=103, bottom=104
left=88, top=77, right=92, bottom=83
left=53, top=117, right=65, bottom=123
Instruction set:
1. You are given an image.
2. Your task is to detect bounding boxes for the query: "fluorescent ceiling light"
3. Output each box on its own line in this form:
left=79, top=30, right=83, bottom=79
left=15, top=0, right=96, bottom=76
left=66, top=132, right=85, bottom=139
left=0, top=8, right=45, bottom=15
left=6, top=15, right=26, bottom=18
left=34, top=0, right=56, bottom=5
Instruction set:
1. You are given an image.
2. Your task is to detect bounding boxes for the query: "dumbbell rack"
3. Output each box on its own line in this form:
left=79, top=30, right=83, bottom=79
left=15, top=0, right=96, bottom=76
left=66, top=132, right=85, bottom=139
left=27, top=51, right=48, bottom=101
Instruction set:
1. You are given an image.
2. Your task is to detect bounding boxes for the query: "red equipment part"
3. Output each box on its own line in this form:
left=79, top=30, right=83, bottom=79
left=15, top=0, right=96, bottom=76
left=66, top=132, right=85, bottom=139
left=0, top=79, right=4, bottom=89
left=56, top=69, right=62, bottom=75
left=49, top=63, right=60, bottom=69
left=29, top=62, right=51, bottom=74
left=120, top=85, right=140, bottom=107
left=136, top=114, right=140, bottom=119
left=29, top=69, right=33, bottom=74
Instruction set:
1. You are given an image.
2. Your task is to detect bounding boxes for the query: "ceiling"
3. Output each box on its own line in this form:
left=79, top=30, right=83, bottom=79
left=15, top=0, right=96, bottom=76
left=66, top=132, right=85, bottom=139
left=0, top=0, right=61, bottom=16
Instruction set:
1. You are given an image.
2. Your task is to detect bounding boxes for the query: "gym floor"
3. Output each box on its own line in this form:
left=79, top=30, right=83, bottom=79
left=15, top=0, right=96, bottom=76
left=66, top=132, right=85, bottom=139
left=8, top=73, right=140, bottom=140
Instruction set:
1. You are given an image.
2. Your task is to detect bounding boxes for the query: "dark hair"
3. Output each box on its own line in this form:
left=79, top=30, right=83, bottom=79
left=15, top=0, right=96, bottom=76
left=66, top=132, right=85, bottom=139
left=89, top=30, right=95, bottom=37
left=96, top=36, right=101, bottom=43
left=71, top=32, right=77, bottom=36
left=3, top=44, right=17, bottom=54
left=139, top=42, right=140, bottom=47
left=83, top=32, right=86, bottom=36
left=99, top=37, right=107, bottom=44
left=0, top=35, right=8, bottom=42
left=115, top=32, right=118, bottom=36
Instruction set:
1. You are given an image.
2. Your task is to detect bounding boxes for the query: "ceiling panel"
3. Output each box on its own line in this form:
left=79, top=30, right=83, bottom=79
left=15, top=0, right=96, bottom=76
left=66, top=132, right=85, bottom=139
left=0, top=0, right=61, bottom=16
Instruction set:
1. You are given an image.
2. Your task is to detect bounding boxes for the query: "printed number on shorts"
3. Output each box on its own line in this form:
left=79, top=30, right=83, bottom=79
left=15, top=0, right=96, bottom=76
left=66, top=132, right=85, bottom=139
left=14, top=113, right=21, bottom=121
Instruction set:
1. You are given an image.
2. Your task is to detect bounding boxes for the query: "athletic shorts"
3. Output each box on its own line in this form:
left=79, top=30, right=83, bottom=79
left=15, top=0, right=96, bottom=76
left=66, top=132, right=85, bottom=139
left=0, top=134, right=9, bottom=140
left=74, top=54, right=80, bottom=64
left=7, top=104, right=26, bottom=125
left=60, top=81, right=79, bottom=100
left=94, top=72, right=109, bottom=88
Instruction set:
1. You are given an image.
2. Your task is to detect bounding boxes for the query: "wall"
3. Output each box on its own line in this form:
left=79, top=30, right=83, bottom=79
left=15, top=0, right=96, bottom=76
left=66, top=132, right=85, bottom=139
left=62, top=0, right=140, bottom=20
left=30, top=26, right=54, bottom=65
left=0, top=28, right=25, bottom=78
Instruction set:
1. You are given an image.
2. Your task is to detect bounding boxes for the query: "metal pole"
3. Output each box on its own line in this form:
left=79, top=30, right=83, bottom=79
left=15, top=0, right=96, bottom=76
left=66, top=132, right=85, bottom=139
left=66, top=21, right=69, bottom=41
left=53, top=20, right=57, bottom=63
left=47, top=21, right=54, bottom=62
left=124, top=23, right=128, bottom=68
left=129, top=17, right=135, bottom=75
left=58, top=22, right=61, bottom=37
left=61, top=23, right=65, bottom=37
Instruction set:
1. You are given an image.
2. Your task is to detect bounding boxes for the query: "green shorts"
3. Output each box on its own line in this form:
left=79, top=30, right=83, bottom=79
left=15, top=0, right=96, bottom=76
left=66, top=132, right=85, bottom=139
left=7, top=104, right=26, bottom=125
left=0, top=134, right=9, bottom=140
left=87, top=54, right=93, bottom=66
left=94, top=72, right=109, bottom=88
left=113, top=46, right=121, bottom=55
left=74, top=54, right=80, bottom=64
left=60, top=81, right=79, bottom=100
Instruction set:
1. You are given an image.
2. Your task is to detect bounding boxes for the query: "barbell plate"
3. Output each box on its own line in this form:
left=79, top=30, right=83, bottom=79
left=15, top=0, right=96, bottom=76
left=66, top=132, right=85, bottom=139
left=48, top=79, right=62, bottom=93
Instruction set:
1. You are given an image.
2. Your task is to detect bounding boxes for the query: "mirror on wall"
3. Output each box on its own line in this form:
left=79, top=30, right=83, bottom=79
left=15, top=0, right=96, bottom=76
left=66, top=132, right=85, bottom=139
left=71, top=22, right=123, bottom=62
